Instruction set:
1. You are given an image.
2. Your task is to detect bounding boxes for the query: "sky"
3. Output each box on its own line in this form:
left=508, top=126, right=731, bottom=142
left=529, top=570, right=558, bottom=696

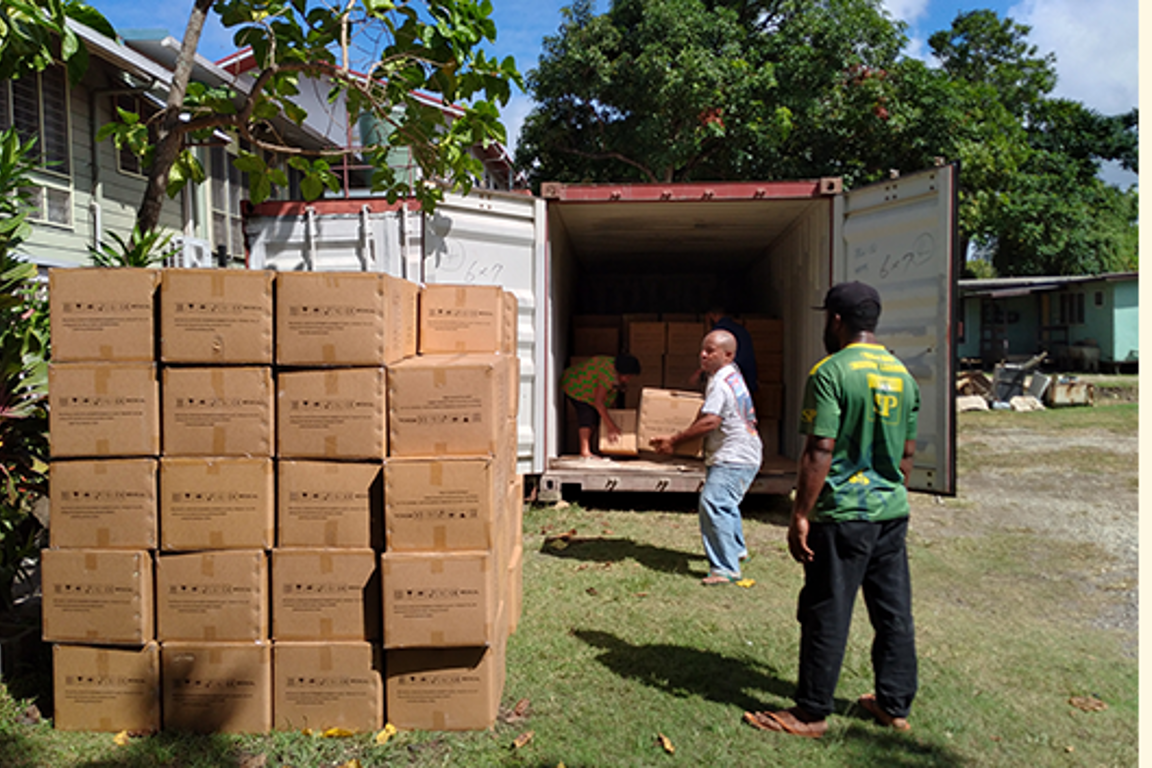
left=94, top=0, right=1139, bottom=187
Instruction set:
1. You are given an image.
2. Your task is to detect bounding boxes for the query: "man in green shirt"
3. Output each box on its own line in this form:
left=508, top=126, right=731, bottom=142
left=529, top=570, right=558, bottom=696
left=744, top=281, right=920, bottom=738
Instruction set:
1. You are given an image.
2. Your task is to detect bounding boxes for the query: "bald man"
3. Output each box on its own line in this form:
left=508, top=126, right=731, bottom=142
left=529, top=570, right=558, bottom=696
left=651, top=330, right=763, bottom=585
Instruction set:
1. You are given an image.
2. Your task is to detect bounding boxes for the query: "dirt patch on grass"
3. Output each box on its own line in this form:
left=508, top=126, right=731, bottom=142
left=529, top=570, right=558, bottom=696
left=909, top=403, right=1138, bottom=655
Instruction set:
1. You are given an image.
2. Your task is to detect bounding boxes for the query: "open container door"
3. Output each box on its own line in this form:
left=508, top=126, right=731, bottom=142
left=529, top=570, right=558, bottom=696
left=422, top=190, right=549, bottom=474
left=835, top=164, right=958, bottom=494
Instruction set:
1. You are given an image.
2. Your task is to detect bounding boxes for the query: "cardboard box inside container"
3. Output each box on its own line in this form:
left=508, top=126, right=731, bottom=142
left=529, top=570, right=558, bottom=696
left=155, top=550, right=268, bottom=642
left=273, top=641, right=383, bottom=733
left=572, top=326, right=620, bottom=356
left=621, top=353, right=662, bottom=409
left=278, top=461, right=382, bottom=550
left=662, top=355, right=702, bottom=390
left=159, top=458, right=274, bottom=550
left=419, top=284, right=510, bottom=354
left=637, top=388, right=704, bottom=457
left=758, top=418, right=780, bottom=459
left=160, top=268, right=274, bottom=364
left=49, top=267, right=158, bottom=362
left=381, top=551, right=498, bottom=648
left=41, top=549, right=154, bottom=645
left=384, top=641, right=504, bottom=731
left=387, top=354, right=511, bottom=457
left=53, top=642, right=160, bottom=733
left=277, top=368, right=387, bottom=460
left=758, top=352, right=784, bottom=383
left=665, top=321, right=706, bottom=353
left=162, top=367, right=273, bottom=457
left=271, top=549, right=380, bottom=641
left=384, top=456, right=502, bottom=552
left=506, top=543, right=523, bottom=635
left=754, top=383, right=783, bottom=421
left=742, top=317, right=784, bottom=354
left=277, top=272, right=414, bottom=366
left=598, top=409, right=638, bottom=457
left=49, top=363, right=159, bottom=458
left=161, top=641, right=272, bottom=734
left=49, top=459, right=157, bottom=549
left=627, top=321, right=667, bottom=355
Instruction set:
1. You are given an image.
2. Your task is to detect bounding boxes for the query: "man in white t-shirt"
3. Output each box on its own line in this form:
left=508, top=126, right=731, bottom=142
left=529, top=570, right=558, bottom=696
left=650, top=329, right=762, bottom=585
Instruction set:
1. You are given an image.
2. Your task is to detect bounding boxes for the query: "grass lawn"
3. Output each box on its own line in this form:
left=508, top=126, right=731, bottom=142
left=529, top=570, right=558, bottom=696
left=0, top=402, right=1137, bottom=767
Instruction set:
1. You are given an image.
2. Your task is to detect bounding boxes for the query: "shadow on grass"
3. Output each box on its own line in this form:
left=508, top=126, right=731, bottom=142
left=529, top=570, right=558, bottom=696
left=573, top=628, right=805, bottom=713
left=539, top=537, right=705, bottom=577
left=574, top=630, right=964, bottom=766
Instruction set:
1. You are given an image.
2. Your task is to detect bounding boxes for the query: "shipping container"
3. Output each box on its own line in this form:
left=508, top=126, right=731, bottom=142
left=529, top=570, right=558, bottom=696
left=246, top=165, right=958, bottom=498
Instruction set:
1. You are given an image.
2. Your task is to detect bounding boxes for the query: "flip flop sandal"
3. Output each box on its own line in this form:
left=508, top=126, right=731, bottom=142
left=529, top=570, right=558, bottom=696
left=857, top=693, right=911, bottom=731
left=742, top=709, right=827, bottom=738
left=701, top=573, right=737, bottom=586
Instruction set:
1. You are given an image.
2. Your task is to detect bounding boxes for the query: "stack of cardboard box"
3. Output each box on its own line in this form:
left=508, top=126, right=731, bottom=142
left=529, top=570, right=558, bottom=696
left=382, top=284, right=522, bottom=731
left=43, top=268, right=521, bottom=735
left=740, top=316, right=784, bottom=457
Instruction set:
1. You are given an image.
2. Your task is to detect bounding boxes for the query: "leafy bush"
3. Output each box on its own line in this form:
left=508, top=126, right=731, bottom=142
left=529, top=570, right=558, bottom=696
left=0, top=129, right=50, bottom=612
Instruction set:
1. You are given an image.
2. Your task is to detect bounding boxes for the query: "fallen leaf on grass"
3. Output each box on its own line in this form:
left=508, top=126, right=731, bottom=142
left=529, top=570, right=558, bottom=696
left=323, top=727, right=356, bottom=738
left=734, top=578, right=756, bottom=588
left=513, top=698, right=531, bottom=718
left=239, top=753, right=268, bottom=768
left=337, top=760, right=362, bottom=768
left=512, top=730, right=535, bottom=749
left=113, top=731, right=131, bottom=747
left=634, top=592, right=649, bottom=598
left=375, top=723, right=398, bottom=744
left=657, top=733, right=675, bottom=754
left=586, top=587, right=598, bottom=596
left=1068, top=696, right=1107, bottom=712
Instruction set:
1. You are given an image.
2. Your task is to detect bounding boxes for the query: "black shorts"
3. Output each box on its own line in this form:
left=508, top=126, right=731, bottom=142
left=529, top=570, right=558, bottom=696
left=567, top=395, right=600, bottom=429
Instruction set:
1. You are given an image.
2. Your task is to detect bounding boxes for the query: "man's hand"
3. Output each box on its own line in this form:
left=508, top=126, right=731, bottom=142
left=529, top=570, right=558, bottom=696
left=604, top=420, right=622, bottom=441
left=787, top=514, right=814, bottom=563
left=648, top=435, right=674, bottom=455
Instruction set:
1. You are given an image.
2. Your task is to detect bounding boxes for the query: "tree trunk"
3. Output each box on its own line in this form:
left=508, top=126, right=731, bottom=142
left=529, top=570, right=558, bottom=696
left=136, top=0, right=215, bottom=234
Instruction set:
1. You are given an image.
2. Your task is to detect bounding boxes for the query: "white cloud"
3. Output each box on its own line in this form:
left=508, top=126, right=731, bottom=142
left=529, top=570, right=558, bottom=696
left=1009, top=0, right=1138, bottom=115
left=882, top=0, right=931, bottom=25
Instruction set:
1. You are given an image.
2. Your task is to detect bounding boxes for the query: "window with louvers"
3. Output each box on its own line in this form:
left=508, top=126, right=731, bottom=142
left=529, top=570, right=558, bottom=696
left=1, top=68, right=72, bottom=226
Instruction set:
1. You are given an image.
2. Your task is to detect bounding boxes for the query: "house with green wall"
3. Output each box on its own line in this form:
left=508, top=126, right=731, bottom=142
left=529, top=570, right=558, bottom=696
left=958, top=272, right=1138, bottom=372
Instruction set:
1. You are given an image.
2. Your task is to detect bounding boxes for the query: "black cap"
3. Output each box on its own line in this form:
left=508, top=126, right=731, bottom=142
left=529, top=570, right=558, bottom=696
left=814, top=281, right=882, bottom=316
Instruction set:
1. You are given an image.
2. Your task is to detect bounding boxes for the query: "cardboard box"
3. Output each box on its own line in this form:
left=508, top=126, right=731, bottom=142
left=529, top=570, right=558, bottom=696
left=49, top=363, right=159, bottom=458
left=637, top=388, right=704, bottom=457
left=501, top=290, right=518, bottom=355
left=388, top=354, right=512, bottom=457
left=53, top=642, right=160, bottom=732
left=49, top=267, right=158, bottom=362
left=160, top=268, right=274, bottom=364
left=381, top=551, right=498, bottom=648
left=758, top=418, right=780, bottom=459
left=572, top=326, right=620, bottom=356
left=754, top=383, right=783, bottom=421
left=627, top=321, right=667, bottom=355
left=155, top=550, right=268, bottom=642
left=161, top=641, right=272, bottom=733
left=662, top=354, right=702, bottom=390
left=598, top=409, right=638, bottom=457
left=273, top=641, right=383, bottom=732
left=506, top=543, right=523, bottom=635
left=41, top=549, right=154, bottom=645
left=271, top=549, right=380, bottom=641
left=384, top=642, right=504, bottom=731
left=162, top=367, right=274, bottom=457
left=742, top=316, right=784, bottom=354
left=621, top=352, right=663, bottom=409
left=665, top=321, right=706, bottom=353
left=277, top=272, right=416, bottom=366
left=277, top=368, right=387, bottom=460
left=384, top=457, right=502, bottom=552
left=49, top=459, right=157, bottom=549
left=758, top=351, right=784, bottom=383
left=159, top=458, right=274, bottom=550
left=277, top=461, right=382, bottom=549
left=419, top=284, right=512, bottom=354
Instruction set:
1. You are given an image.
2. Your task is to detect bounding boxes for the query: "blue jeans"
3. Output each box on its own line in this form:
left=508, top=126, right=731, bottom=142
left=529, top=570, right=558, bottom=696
left=698, top=462, right=758, bottom=578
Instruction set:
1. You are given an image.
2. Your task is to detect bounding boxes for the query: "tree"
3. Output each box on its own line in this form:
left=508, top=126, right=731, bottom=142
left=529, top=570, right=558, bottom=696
left=929, top=10, right=1138, bottom=276
left=99, top=0, right=522, bottom=234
